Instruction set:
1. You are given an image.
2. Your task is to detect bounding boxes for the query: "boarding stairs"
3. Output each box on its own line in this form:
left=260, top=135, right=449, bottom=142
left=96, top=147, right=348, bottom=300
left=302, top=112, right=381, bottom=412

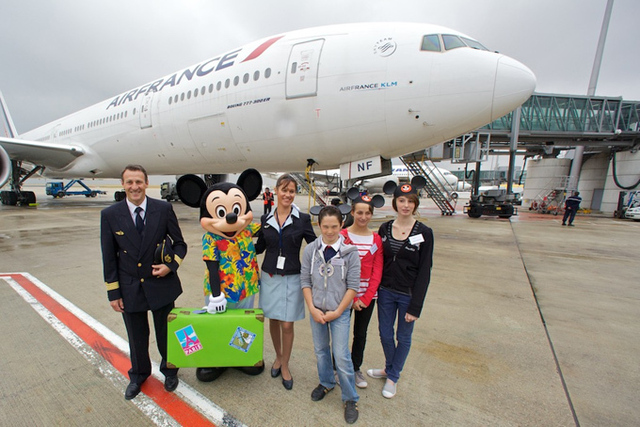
left=291, top=171, right=327, bottom=209
left=530, top=176, right=572, bottom=215
left=400, top=154, right=456, bottom=215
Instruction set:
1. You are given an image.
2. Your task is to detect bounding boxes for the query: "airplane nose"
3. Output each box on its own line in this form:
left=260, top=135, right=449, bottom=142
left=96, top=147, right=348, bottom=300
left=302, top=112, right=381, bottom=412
left=492, top=56, right=536, bottom=120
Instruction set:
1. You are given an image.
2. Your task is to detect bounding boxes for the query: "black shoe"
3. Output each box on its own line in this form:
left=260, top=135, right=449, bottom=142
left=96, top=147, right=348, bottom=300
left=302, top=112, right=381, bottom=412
left=311, top=384, right=333, bottom=401
left=271, top=365, right=281, bottom=378
left=344, top=400, right=359, bottom=424
left=282, top=376, right=293, bottom=390
left=196, top=367, right=227, bottom=382
left=125, top=382, right=141, bottom=400
left=164, top=375, right=179, bottom=392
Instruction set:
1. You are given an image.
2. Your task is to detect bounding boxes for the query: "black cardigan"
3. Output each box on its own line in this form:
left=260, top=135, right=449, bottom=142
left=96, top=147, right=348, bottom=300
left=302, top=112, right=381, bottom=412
left=255, top=208, right=316, bottom=275
left=378, top=220, right=434, bottom=317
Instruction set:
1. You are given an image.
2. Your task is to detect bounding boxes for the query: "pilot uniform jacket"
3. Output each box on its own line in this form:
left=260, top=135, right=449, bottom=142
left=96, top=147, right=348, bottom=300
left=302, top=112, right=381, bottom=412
left=255, top=206, right=316, bottom=275
left=101, top=197, right=187, bottom=312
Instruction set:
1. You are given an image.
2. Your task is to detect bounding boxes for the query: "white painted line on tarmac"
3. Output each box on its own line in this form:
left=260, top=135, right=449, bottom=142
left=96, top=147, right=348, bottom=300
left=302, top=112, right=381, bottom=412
left=2, top=272, right=245, bottom=427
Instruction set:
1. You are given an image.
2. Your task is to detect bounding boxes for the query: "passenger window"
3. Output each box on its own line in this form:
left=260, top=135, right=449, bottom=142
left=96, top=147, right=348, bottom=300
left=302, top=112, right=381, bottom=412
left=201, top=86, right=206, bottom=95
left=243, top=73, right=249, bottom=84
left=442, top=35, right=466, bottom=51
left=187, top=90, right=192, bottom=99
left=233, top=76, right=239, bottom=86
left=193, top=88, right=198, bottom=97
left=461, top=37, right=488, bottom=51
left=217, top=81, right=222, bottom=91
left=290, top=62, right=297, bottom=74
left=180, top=93, right=185, bottom=101
left=254, top=70, right=260, bottom=81
left=209, top=84, right=214, bottom=93
left=421, top=35, right=441, bottom=52
left=265, top=68, right=271, bottom=78
left=225, top=79, right=230, bottom=88
left=174, top=95, right=178, bottom=103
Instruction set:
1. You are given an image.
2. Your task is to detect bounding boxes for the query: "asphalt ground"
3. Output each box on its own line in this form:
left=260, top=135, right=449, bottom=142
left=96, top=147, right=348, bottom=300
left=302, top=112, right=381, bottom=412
left=1, top=184, right=638, bottom=426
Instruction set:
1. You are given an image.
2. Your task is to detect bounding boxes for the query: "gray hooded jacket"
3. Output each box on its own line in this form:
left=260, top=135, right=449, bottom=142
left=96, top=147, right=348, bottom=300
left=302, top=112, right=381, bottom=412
left=300, top=236, right=361, bottom=313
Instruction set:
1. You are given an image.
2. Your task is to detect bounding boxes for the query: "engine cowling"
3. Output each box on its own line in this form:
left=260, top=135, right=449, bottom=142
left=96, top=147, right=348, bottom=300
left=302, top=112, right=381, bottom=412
left=0, top=145, right=11, bottom=188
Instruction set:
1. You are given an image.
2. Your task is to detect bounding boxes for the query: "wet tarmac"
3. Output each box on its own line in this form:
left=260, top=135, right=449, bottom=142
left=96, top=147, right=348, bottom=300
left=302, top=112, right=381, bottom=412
left=1, top=184, right=638, bottom=426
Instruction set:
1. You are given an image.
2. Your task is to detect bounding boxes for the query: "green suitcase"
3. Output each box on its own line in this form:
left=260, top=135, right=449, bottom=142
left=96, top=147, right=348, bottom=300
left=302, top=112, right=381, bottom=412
left=166, top=308, right=264, bottom=368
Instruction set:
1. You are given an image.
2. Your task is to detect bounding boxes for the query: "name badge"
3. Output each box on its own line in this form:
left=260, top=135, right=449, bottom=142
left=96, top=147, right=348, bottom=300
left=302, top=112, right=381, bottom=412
left=409, top=234, right=424, bottom=245
left=331, top=258, right=344, bottom=266
left=370, top=243, right=378, bottom=254
left=277, top=256, right=286, bottom=269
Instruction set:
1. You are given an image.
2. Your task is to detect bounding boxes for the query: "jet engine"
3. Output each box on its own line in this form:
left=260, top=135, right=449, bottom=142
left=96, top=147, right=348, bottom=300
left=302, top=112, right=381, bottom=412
left=0, top=145, right=11, bottom=188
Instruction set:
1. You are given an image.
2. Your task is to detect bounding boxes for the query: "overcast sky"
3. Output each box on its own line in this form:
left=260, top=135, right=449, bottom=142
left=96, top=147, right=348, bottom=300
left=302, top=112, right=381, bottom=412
left=1, top=0, right=638, bottom=133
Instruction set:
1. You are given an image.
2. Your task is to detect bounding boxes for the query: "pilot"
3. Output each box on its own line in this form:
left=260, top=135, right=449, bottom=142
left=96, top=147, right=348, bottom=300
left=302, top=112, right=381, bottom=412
left=100, top=164, right=187, bottom=400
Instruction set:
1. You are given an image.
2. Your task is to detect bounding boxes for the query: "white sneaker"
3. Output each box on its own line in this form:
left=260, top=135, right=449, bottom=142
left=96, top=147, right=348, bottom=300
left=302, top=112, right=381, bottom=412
left=382, top=380, right=396, bottom=398
left=355, top=370, right=368, bottom=388
left=366, top=368, right=387, bottom=379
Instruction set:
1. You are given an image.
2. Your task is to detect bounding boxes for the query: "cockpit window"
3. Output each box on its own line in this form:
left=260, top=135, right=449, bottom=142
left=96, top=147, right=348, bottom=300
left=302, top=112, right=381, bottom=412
left=442, top=35, right=466, bottom=51
left=421, top=34, right=441, bottom=52
left=461, top=37, right=488, bottom=51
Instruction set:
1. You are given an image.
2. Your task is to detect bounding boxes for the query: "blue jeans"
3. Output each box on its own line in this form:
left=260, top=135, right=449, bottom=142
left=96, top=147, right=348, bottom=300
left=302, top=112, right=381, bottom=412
left=310, top=309, right=359, bottom=402
left=377, top=287, right=415, bottom=383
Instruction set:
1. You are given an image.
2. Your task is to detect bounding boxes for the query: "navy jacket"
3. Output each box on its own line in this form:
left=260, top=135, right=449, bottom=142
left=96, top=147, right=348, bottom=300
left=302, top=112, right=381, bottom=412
left=100, top=197, right=187, bottom=312
left=255, top=206, right=316, bottom=275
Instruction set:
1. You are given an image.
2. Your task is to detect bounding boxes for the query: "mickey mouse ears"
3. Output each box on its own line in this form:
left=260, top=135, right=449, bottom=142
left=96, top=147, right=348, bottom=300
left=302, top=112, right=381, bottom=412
left=384, top=176, right=426, bottom=198
left=346, top=187, right=385, bottom=208
left=309, top=204, right=352, bottom=216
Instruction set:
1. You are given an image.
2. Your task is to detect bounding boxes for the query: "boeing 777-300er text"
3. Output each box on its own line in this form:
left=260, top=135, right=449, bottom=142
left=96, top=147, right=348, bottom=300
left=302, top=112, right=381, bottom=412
left=0, top=22, right=535, bottom=206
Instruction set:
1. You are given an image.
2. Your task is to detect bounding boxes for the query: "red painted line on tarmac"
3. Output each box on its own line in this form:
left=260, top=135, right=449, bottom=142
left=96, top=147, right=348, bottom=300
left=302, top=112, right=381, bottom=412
left=2, top=273, right=216, bottom=427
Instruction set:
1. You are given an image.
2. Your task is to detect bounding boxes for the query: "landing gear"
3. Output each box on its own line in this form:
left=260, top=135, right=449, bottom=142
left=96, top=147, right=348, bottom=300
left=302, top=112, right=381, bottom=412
left=0, top=161, right=41, bottom=206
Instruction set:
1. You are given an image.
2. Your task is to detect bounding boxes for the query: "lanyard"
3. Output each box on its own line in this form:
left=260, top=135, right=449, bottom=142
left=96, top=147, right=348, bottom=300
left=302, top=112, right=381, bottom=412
left=275, top=209, right=292, bottom=256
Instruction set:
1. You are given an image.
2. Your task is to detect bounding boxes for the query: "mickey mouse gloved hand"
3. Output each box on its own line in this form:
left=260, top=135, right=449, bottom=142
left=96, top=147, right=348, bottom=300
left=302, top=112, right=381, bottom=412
left=207, top=294, right=227, bottom=314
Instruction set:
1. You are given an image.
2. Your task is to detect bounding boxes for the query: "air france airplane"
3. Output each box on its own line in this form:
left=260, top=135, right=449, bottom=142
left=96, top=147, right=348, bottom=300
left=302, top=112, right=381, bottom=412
left=0, top=22, right=535, bottom=206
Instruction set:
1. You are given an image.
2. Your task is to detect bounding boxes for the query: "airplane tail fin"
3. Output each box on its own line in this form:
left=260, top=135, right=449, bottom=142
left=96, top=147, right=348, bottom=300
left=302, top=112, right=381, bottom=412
left=0, top=91, right=19, bottom=138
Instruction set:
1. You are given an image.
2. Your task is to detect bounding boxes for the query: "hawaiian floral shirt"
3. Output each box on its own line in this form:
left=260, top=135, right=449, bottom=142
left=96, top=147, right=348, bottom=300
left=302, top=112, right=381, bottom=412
left=202, top=222, right=261, bottom=303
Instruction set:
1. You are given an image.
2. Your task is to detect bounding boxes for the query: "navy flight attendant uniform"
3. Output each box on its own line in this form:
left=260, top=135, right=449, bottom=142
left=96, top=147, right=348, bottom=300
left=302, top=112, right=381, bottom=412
left=100, top=197, right=187, bottom=386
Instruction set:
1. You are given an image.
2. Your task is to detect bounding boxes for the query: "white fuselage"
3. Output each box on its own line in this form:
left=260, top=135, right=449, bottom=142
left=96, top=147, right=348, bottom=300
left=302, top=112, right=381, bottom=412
left=20, top=22, right=536, bottom=179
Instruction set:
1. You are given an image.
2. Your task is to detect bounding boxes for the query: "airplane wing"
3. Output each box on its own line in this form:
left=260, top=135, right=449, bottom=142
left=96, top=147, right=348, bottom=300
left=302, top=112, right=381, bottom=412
left=0, top=136, right=84, bottom=169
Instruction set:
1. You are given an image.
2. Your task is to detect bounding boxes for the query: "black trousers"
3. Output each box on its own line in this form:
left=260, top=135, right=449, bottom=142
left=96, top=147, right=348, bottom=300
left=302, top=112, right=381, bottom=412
left=122, top=302, right=178, bottom=384
left=351, top=299, right=376, bottom=372
left=563, top=207, right=577, bottom=224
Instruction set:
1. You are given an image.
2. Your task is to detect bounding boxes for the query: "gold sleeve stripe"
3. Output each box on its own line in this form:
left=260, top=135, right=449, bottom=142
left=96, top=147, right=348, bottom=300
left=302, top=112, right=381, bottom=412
left=175, top=255, right=183, bottom=266
left=105, top=281, right=120, bottom=291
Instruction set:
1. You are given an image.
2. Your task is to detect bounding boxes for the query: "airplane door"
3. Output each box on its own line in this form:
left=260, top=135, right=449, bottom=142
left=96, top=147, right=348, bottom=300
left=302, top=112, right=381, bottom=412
left=139, top=93, right=153, bottom=129
left=286, top=39, right=324, bottom=99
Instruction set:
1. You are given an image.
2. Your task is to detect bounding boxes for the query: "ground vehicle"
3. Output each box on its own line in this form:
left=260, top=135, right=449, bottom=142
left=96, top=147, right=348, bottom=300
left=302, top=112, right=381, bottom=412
left=161, top=182, right=178, bottom=202
left=464, top=189, right=517, bottom=219
left=45, top=180, right=106, bottom=198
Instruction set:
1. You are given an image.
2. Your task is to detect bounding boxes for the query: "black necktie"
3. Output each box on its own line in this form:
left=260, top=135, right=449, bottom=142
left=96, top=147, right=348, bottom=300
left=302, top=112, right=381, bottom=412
left=324, top=246, right=336, bottom=262
left=135, top=207, right=144, bottom=234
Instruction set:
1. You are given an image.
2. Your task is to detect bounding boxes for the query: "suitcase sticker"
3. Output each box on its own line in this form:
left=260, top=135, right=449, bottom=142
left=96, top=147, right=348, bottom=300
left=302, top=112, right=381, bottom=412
left=229, top=327, right=256, bottom=353
left=175, top=325, right=203, bottom=356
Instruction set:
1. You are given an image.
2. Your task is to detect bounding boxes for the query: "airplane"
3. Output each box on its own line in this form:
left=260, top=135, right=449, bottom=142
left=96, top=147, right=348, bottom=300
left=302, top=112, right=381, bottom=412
left=360, top=163, right=471, bottom=195
left=0, top=22, right=536, bottom=207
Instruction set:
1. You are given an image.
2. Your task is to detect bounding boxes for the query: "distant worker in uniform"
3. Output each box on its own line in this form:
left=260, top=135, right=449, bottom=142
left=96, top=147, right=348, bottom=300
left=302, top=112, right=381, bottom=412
left=263, top=187, right=274, bottom=215
left=562, top=191, right=582, bottom=226
left=100, top=164, right=187, bottom=400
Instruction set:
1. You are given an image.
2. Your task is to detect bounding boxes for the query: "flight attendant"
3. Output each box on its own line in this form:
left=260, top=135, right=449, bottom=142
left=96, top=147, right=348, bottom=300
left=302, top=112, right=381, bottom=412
left=367, top=183, right=434, bottom=399
left=255, top=174, right=316, bottom=390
